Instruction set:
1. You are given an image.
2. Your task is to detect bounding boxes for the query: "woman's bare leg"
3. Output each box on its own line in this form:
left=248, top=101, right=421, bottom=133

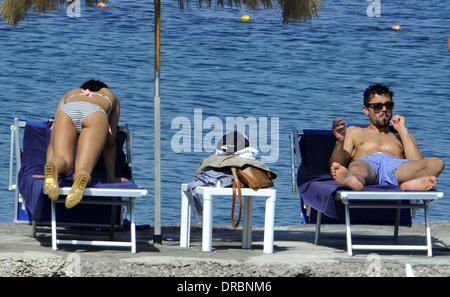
left=65, top=112, right=109, bottom=209
left=47, top=112, right=77, bottom=174
left=73, top=113, right=109, bottom=179
left=45, top=112, right=77, bottom=200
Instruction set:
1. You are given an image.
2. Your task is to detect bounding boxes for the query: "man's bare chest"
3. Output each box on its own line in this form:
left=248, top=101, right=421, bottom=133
left=353, top=130, right=404, bottom=157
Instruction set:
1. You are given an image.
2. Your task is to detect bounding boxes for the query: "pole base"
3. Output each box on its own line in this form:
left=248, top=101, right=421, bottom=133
left=153, top=234, right=163, bottom=244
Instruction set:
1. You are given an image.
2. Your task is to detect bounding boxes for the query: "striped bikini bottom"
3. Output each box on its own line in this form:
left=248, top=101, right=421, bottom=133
left=60, top=101, right=108, bottom=133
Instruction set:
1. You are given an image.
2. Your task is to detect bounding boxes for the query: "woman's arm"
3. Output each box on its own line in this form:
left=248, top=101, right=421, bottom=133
left=103, top=98, right=121, bottom=182
left=47, top=91, right=74, bottom=162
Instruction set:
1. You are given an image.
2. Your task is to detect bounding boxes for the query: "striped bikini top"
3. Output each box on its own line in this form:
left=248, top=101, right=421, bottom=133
left=65, top=89, right=113, bottom=115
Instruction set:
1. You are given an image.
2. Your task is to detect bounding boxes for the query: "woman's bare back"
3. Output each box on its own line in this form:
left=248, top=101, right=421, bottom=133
left=64, top=87, right=116, bottom=115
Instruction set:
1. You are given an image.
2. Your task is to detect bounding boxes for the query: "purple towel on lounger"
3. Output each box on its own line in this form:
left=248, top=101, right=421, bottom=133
left=18, top=120, right=138, bottom=223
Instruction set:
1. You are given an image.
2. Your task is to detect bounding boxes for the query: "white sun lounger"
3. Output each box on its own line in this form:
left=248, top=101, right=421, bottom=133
left=290, top=128, right=444, bottom=256
left=9, top=118, right=148, bottom=253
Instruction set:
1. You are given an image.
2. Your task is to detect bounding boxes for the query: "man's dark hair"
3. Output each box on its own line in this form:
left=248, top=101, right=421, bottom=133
left=80, top=79, right=108, bottom=92
left=363, top=83, right=394, bottom=106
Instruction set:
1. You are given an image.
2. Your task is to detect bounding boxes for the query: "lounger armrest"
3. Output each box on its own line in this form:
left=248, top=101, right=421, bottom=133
left=44, top=187, right=148, bottom=198
left=336, top=191, right=444, bottom=202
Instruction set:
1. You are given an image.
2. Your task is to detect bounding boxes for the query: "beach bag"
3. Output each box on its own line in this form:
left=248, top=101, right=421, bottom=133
left=230, top=166, right=274, bottom=229
left=236, top=165, right=274, bottom=190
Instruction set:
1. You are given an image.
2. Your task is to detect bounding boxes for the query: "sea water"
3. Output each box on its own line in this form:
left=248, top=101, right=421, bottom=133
left=0, top=0, right=449, bottom=226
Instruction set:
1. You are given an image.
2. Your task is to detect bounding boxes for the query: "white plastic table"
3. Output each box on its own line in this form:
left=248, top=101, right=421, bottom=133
left=180, top=183, right=276, bottom=253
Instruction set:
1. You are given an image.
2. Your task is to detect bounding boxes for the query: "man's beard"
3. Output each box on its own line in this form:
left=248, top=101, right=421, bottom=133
left=371, top=114, right=391, bottom=128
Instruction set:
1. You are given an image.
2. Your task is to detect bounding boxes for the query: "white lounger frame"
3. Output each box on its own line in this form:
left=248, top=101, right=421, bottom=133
left=9, top=118, right=148, bottom=253
left=336, top=191, right=443, bottom=256
left=290, top=129, right=444, bottom=256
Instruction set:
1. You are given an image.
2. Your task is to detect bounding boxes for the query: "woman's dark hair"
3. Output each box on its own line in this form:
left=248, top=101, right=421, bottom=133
left=80, top=79, right=109, bottom=92
left=363, top=83, right=393, bottom=106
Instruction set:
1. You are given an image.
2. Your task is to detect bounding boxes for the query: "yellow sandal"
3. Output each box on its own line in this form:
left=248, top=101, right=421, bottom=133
left=65, top=174, right=89, bottom=209
left=44, top=163, right=59, bottom=201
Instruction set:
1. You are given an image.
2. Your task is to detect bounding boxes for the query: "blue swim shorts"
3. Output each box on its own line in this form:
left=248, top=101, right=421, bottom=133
left=356, top=152, right=410, bottom=185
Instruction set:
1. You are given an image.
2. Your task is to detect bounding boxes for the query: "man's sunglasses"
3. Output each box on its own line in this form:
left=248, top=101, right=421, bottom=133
left=366, top=101, right=394, bottom=112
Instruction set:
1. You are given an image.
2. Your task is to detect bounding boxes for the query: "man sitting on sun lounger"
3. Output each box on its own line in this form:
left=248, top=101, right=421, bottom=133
left=329, top=83, right=445, bottom=191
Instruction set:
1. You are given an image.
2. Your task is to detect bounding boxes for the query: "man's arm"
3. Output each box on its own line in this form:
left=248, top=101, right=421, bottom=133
left=391, top=115, right=424, bottom=160
left=103, top=99, right=121, bottom=182
left=329, top=119, right=355, bottom=167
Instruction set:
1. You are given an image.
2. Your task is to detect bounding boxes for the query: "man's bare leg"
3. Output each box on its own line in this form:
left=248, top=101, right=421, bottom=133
left=400, top=176, right=437, bottom=191
left=331, top=160, right=376, bottom=190
left=396, top=157, right=444, bottom=190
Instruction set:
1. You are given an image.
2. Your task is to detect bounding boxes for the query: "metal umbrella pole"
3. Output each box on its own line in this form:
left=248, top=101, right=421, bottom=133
left=153, top=0, right=162, bottom=244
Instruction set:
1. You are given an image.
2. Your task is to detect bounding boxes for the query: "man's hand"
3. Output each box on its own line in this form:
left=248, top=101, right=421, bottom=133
left=390, top=115, right=407, bottom=133
left=332, top=118, right=346, bottom=142
left=329, top=118, right=353, bottom=168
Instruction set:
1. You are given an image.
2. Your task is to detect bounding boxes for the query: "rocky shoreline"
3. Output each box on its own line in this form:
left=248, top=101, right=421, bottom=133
left=2, top=256, right=450, bottom=277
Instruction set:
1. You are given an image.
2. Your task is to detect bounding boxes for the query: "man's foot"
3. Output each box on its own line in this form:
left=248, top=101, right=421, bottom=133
left=400, top=176, right=437, bottom=191
left=330, top=162, right=364, bottom=190
left=44, top=163, right=59, bottom=201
